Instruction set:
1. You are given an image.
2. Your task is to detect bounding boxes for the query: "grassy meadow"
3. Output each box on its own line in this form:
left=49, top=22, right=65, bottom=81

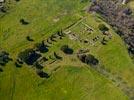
left=0, top=0, right=134, bottom=100
left=129, top=0, right=134, bottom=9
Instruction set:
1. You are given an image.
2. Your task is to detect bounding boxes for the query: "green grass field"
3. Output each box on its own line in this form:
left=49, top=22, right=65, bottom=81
left=0, top=0, right=134, bottom=100
left=129, top=1, right=134, bottom=9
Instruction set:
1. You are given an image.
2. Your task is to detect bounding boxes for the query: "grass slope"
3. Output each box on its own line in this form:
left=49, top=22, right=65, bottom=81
left=129, top=1, right=134, bottom=9
left=0, top=0, right=134, bottom=100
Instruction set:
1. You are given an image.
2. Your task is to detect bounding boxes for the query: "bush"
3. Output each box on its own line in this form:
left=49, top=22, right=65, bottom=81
left=98, top=24, right=109, bottom=32
left=0, top=51, right=10, bottom=66
left=78, top=54, right=99, bottom=66
left=0, top=6, right=7, bottom=13
left=122, top=8, right=132, bottom=15
left=85, top=54, right=99, bottom=65
left=54, top=52, right=62, bottom=60
left=0, top=68, right=3, bottom=72
left=128, top=47, right=134, bottom=54
left=15, top=0, right=20, bottom=2
left=26, top=36, right=34, bottom=41
left=80, top=0, right=88, bottom=3
left=18, top=49, right=41, bottom=65
left=90, top=0, right=134, bottom=55
left=20, top=19, right=29, bottom=25
left=77, top=54, right=86, bottom=63
left=16, top=58, right=23, bottom=64
left=35, top=41, right=49, bottom=53
left=61, top=45, right=73, bottom=54
left=15, top=62, right=22, bottom=68
left=34, top=61, right=43, bottom=69
left=36, top=69, right=50, bottom=78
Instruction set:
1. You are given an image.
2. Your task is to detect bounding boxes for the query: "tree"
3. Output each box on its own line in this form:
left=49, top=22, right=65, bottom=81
left=15, top=62, right=22, bottom=68
left=54, top=52, right=62, bottom=60
left=85, top=54, right=99, bottom=65
left=20, top=19, right=29, bottom=25
left=77, top=54, right=86, bottom=63
left=26, top=36, right=34, bottom=41
left=34, top=61, right=43, bottom=69
left=18, top=49, right=41, bottom=65
left=98, top=24, right=109, bottom=32
left=61, top=45, right=73, bottom=54
left=90, top=0, right=134, bottom=55
left=35, top=41, right=49, bottom=53
left=78, top=54, right=99, bottom=66
left=0, top=51, right=11, bottom=66
left=36, top=69, right=50, bottom=78
left=0, top=68, right=3, bottom=72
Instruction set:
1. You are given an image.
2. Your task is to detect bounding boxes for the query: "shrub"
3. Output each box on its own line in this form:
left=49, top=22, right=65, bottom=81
left=98, top=24, right=109, bottom=32
left=18, top=49, right=41, bottom=65
left=78, top=54, right=99, bottom=66
left=36, top=69, right=50, bottom=78
left=0, top=51, right=10, bottom=66
left=35, top=41, right=49, bottom=53
left=85, top=54, right=99, bottom=65
left=15, top=0, right=20, bottom=2
left=26, top=36, right=34, bottom=41
left=15, top=62, right=22, bottom=68
left=34, top=61, right=43, bottom=69
left=122, top=8, right=132, bottom=15
left=90, top=0, right=134, bottom=55
left=61, top=45, right=73, bottom=54
left=54, top=52, right=62, bottom=60
left=128, top=47, right=134, bottom=54
left=80, top=0, right=88, bottom=3
left=20, top=19, right=29, bottom=25
left=77, top=54, right=86, bottom=63
left=16, top=58, right=23, bottom=64
left=0, top=68, right=3, bottom=72
left=0, top=7, right=7, bottom=13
